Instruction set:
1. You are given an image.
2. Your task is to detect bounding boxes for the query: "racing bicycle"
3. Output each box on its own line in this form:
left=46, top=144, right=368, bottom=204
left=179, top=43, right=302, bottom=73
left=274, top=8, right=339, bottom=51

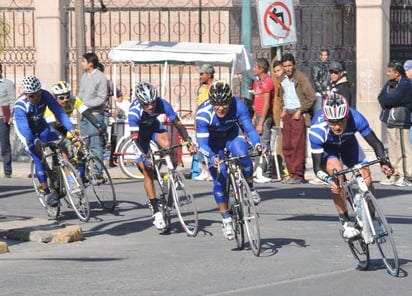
left=70, top=134, right=117, bottom=212
left=219, top=148, right=261, bottom=257
left=332, top=159, right=399, bottom=276
left=149, top=140, right=198, bottom=236
left=31, top=139, right=90, bottom=222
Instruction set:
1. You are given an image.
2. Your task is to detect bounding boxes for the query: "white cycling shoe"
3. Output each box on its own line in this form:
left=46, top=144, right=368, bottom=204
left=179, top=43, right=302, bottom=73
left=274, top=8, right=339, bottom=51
left=152, top=212, right=166, bottom=230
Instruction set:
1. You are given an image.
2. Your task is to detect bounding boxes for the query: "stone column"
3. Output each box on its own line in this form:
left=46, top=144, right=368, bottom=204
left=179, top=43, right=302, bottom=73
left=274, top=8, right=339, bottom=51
left=34, top=0, right=65, bottom=90
left=355, top=0, right=390, bottom=146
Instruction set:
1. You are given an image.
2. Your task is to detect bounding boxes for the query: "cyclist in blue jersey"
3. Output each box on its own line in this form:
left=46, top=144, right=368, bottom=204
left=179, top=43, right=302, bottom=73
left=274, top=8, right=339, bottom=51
left=196, top=80, right=264, bottom=240
left=309, top=93, right=394, bottom=239
left=128, top=82, right=194, bottom=231
left=14, top=75, right=79, bottom=207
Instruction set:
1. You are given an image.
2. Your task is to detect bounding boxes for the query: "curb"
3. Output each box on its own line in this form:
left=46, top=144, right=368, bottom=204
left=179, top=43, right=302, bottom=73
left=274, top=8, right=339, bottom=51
left=0, top=216, right=84, bottom=251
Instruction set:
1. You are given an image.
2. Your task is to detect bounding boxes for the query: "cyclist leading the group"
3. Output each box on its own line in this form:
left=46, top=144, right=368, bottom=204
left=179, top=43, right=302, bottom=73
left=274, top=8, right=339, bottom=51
left=128, top=82, right=194, bottom=231
left=195, top=80, right=264, bottom=240
left=14, top=75, right=78, bottom=207
left=308, top=93, right=394, bottom=238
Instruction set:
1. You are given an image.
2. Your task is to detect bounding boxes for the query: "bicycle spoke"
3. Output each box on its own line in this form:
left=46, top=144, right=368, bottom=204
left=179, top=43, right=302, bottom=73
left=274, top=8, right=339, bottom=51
left=61, top=161, right=90, bottom=222
left=171, top=171, right=198, bottom=237
left=366, top=193, right=399, bottom=276
left=85, top=156, right=117, bottom=211
left=118, top=137, right=143, bottom=179
left=239, top=179, right=261, bottom=257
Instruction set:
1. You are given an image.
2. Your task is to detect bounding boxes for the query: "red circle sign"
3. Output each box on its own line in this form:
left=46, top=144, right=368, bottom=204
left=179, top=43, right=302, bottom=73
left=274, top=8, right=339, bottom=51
left=263, top=2, right=292, bottom=40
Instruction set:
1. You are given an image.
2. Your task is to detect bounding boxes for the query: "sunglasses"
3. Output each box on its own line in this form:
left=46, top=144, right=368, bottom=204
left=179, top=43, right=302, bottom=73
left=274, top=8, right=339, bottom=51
left=329, top=70, right=341, bottom=75
left=57, top=95, right=70, bottom=101
left=327, top=118, right=346, bottom=126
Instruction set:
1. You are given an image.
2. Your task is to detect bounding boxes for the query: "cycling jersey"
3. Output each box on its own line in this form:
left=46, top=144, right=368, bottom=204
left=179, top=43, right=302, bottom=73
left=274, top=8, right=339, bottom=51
left=128, top=97, right=184, bottom=156
left=44, top=95, right=87, bottom=127
left=196, top=96, right=260, bottom=159
left=14, top=89, right=74, bottom=147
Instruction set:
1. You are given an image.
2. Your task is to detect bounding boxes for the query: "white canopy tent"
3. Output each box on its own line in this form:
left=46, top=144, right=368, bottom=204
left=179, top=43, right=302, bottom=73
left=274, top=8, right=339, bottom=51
left=108, top=40, right=254, bottom=103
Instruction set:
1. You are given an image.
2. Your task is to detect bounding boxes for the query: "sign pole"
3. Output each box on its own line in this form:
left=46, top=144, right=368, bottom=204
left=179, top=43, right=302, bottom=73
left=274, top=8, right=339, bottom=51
left=241, top=0, right=252, bottom=101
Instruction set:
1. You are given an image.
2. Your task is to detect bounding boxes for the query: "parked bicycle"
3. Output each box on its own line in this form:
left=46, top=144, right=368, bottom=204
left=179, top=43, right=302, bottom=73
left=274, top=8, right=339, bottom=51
left=219, top=148, right=261, bottom=257
left=332, top=159, right=399, bottom=276
left=71, top=133, right=117, bottom=212
left=31, top=139, right=90, bottom=222
left=149, top=140, right=198, bottom=236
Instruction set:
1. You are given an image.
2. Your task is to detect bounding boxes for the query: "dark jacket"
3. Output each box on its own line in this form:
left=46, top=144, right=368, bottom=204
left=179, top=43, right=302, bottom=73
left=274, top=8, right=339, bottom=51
left=311, top=62, right=330, bottom=93
left=331, top=76, right=352, bottom=106
left=378, top=77, right=412, bottom=123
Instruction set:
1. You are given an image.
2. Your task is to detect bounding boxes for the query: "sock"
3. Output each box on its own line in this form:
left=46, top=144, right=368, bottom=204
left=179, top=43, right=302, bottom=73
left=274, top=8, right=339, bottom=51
left=338, top=211, right=350, bottom=224
left=44, top=188, right=51, bottom=195
left=149, top=198, right=159, bottom=213
left=221, top=210, right=231, bottom=220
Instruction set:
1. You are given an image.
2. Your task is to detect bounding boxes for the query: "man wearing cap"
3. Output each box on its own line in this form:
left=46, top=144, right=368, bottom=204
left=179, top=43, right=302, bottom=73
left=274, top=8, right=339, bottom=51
left=0, top=63, right=15, bottom=178
left=329, top=61, right=353, bottom=107
left=193, top=64, right=215, bottom=181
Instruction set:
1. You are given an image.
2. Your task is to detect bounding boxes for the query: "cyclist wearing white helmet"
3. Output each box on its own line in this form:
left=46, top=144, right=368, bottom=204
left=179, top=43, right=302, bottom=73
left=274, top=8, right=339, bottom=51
left=46, top=80, right=104, bottom=135
left=128, top=82, right=195, bottom=231
left=309, top=93, right=394, bottom=239
left=14, top=75, right=79, bottom=207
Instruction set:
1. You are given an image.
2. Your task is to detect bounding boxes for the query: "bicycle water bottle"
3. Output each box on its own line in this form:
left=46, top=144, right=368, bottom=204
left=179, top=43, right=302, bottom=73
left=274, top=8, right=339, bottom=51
left=354, top=193, right=362, bottom=220
left=78, top=161, right=85, bottom=179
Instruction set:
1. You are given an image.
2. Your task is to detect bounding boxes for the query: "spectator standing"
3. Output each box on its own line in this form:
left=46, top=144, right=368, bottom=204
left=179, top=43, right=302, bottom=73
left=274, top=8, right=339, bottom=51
left=96, top=62, right=123, bottom=167
left=280, top=53, right=316, bottom=184
left=193, top=64, right=214, bottom=181
left=377, top=61, right=412, bottom=186
left=0, top=63, right=15, bottom=178
left=77, top=52, right=108, bottom=176
left=329, top=61, right=353, bottom=107
left=311, top=49, right=330, bottom=114
left=271, top=60, right=286, bottom=179
left=252, top=57, right=274, bottom=180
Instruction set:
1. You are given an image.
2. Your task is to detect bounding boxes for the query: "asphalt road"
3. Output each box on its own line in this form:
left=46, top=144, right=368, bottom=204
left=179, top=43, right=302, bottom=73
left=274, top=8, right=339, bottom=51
left=0, top=172, right=411, bottom=296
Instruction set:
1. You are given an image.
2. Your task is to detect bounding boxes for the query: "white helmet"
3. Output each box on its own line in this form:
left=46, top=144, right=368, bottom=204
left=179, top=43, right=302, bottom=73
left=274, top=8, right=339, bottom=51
left=135, top=82, right=157, bottom=105
left=322, top=93, right=349, bottom=121
left=51, top=81, right=71, bottom=95
left=21, top=75, right=41, bottom=93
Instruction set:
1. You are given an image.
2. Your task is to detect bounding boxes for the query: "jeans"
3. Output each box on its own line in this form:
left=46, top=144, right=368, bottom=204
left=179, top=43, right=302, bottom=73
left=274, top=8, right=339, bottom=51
left=80, top=113, right=105, bottom=175
left=312, top=93, right=323, bottom=115
left=0, top=118, right=12, bottom=175
left=253, top=114, right=273, bottom=176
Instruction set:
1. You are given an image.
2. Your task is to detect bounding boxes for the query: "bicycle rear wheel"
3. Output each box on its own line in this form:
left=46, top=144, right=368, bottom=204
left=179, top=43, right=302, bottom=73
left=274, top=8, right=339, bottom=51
left=59, top=160, right=89, bottom=222
left=30, top=161, right=60, bottom=219
left=239, top=178, right=261, bottom=256
left=229, top=173, right=244, bottom=250
left=345, top=190, right=369, bottom=270
left=365, top=192, right=399, bottom=276
left=84, top=156, right=117, bottom=211
left=118, top=136, right=143, bottom=179
left=170, top=171, right=198, bottom=237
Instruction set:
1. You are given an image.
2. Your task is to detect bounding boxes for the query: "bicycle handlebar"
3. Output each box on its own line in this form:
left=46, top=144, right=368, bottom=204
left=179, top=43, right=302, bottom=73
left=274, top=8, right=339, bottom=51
left=332, top=159, right=381, bottom=177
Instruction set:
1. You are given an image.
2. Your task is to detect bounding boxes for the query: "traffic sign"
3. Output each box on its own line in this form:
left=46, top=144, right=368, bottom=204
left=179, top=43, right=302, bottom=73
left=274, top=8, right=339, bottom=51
left=256, top=0, right=297, bottom=48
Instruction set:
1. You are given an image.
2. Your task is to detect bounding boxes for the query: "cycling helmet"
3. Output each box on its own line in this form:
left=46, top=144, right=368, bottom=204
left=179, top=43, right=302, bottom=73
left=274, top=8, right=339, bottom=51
left=322, top=93, right=349, bottom=121
left=21, top=75, right=41, bottom=93
left=208, top=80, right=232, bottom=105
left=135, top=82, right=157, bottom=105
left=51, top=81, right=71, bottom=95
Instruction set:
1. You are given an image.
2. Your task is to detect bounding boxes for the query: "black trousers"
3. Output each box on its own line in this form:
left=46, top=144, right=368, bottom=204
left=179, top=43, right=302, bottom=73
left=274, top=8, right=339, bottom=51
left=0, top=118, right=12, bottom=176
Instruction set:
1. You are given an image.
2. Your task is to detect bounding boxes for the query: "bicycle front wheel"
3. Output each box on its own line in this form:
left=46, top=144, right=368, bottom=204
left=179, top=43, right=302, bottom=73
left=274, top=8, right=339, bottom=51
left=365, top=192, right=399, bottom=276
left=30, top=161, right=60, bottom=220
left=239, top=178, right=261, bottom=256
left=118, top=136, right=143, bottom=179
left=85, top=156, right=117, bottom=211
left=345, top=190, right=369, bottom=270
left=60, top=161, right=90, bottom=222
left=170, top=171, right=198, bottom=237
left=229, top=173, right=244, bottom=250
